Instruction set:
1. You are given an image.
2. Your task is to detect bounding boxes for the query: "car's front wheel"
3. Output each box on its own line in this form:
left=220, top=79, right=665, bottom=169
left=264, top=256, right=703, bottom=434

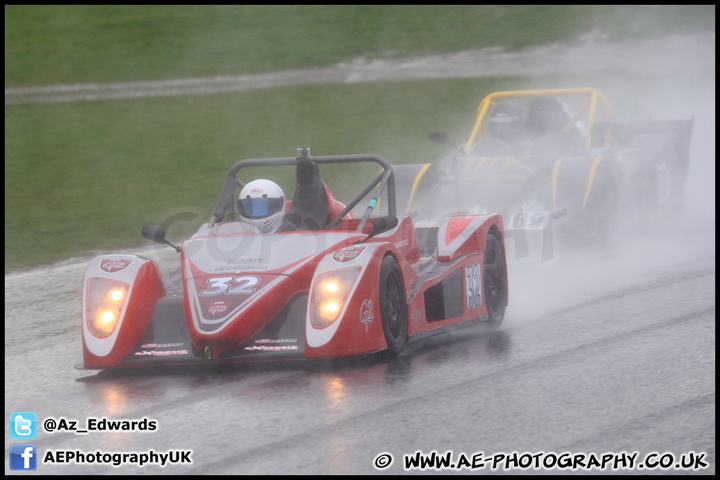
left=484, top=234, right=507, bottom=328
left=379, top=254, right=408, bottom=356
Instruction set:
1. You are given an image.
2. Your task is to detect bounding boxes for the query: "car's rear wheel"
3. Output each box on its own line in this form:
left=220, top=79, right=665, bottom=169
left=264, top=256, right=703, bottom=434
left=379, top=254, right=408, bottom=356
left=484, top=234, right=507, bottom=328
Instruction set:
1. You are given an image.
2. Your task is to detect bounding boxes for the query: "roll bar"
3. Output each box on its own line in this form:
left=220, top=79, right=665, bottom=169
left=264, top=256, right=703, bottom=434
left=209, top=153, right=396, bottom=232
left=465, top=88, right=613, bottom=150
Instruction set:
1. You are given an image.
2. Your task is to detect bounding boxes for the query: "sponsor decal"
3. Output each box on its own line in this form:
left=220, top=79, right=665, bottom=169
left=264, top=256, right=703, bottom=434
left=100, top=258, right=133, bottom=273
left=360, top=299, right=374, bottom=332
left=255, top=339, right=298, bottom=344
left=208, top=301, right=233, bottom=315
left=332, top=246, right=366, bottom=263
left=244, top=345, right=299, bottom=351
left=394, top=239, right=409, bottom=248
left=225, top=258, right=266, bottom=264
left=415, top=257, right=436, bottom=274
left=466, top=263, right=482, bottom=309
left=214, top=265, right=268, bottom=272
left=141, top=343, right=185, bottom=348
left=410, top=309, right=424, bottom=320
left=215, top=258, right=269, bottom=272
left=250, top=188, right=263, bottom=194
left=134, top=350, right=190, bottom=356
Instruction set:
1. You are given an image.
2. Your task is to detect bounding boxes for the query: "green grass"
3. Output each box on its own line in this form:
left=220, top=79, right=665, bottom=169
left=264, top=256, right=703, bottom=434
left=3, top=77, right=489, bottom=268
left=5, top=71, right=667, bottom=269
left=5, top=5, right=714, bottom=87
left=4, top=5, right=714, bottom=270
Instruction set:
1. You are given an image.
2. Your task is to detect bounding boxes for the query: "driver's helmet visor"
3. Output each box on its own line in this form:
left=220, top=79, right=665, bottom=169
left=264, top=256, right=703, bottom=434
left=238, top=197, right=285, bottom=218
left=489, top=116, right=522, bottom=137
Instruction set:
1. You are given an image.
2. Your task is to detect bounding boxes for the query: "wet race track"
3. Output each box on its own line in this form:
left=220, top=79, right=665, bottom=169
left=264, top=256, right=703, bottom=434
left=5, top=223, right=715, bottom=474
left=5, top=32, right=715, bottom=475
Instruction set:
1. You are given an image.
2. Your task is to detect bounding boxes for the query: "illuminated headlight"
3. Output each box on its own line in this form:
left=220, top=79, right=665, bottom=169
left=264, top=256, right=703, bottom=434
left=86, top=278, right=129, bottom=338
left=310, top=267, right=360, bottom=329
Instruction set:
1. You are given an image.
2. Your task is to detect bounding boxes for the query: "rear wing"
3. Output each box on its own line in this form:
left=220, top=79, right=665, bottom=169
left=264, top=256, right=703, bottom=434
left=590, top=118, right=694, bottom=171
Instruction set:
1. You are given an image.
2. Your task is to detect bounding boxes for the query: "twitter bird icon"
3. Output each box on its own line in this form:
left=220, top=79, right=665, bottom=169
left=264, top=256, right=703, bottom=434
left=10, top=412, right=37, bottom=439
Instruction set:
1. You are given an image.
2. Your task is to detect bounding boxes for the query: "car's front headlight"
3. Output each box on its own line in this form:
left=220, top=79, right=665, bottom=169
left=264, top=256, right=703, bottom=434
left=310, top=267, right=360, bottom=329
left=86, top=278, right=129, bottom=338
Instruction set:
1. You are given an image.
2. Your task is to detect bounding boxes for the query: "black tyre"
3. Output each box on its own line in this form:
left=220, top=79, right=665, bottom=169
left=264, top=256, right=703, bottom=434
left=379, top=254, right=408, bottom=356
left=483, top=234, right=507, bottom=328
left=583, top=176, right=618, bottom=248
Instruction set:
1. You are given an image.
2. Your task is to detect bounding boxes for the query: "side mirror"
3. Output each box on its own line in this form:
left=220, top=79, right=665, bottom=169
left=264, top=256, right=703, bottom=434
left=428, top=131, right=449, bottom=144
left=142, top=224, right=181, bottom=252
left=357, top=215, right=399, bottom=244
left=429, top=130, right=463, bottom=153
left=142, top=224, right=167, bottom=242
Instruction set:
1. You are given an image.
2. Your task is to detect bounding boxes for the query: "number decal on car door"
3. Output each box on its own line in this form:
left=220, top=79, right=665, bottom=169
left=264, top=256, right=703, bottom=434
left=466, top=263, right=482, bottom=309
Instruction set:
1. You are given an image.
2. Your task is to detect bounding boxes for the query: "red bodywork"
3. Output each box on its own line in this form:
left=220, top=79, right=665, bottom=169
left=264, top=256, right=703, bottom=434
left=80, top=153, right=508, bottom=369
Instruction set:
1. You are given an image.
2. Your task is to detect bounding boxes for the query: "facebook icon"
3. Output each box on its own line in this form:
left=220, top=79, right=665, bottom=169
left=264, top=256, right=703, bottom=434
left=10, top=444, right=37, bottom=470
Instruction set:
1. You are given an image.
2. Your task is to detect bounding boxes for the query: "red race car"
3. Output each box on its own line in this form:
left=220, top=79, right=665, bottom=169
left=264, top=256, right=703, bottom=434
left=80, top=149, right=508, bottom=368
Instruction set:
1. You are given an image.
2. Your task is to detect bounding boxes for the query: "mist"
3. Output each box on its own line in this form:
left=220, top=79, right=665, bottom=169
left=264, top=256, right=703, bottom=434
left=500, top=32, right=715, bottom=327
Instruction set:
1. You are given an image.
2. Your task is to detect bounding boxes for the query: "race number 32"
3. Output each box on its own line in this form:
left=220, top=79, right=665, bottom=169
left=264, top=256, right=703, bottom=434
left=466, top=264, right=482, bottom=309
left=199, top=276, right=260, bottom=296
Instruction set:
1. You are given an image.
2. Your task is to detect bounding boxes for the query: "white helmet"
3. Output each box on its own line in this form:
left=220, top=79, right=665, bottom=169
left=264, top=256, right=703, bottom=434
left=488, top=101, right=524, bottom=139
left=237, top=179, right=286, bottom=233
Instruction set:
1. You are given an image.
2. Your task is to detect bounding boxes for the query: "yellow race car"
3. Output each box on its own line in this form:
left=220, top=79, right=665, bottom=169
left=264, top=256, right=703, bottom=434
left=395, top=88, right=693, bottom=259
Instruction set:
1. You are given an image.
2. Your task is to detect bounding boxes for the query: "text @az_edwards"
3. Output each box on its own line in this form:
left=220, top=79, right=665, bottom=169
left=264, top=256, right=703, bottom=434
left=43, top=416, right=156, bottom=434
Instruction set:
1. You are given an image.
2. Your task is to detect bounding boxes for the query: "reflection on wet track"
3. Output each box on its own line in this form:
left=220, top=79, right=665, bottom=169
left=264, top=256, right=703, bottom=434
left=5, top=224, right=715, bottom=474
